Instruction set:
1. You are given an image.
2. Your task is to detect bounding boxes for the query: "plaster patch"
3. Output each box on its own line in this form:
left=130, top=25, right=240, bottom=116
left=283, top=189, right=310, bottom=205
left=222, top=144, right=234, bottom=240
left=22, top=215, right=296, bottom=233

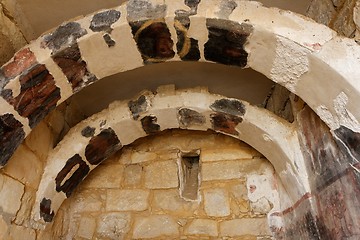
left=270, top=37, right=310, bottom=92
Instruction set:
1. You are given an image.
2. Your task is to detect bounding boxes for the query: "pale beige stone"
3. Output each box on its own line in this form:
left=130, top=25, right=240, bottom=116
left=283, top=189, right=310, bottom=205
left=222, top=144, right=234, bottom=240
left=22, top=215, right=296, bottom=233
left=0, top=174, right=24, bottom=216
left=25, top=121, right=54, bottom=161
left=77, top=217, right=96, bottom=239
left=184, top=219, right=218, bottom=236
left=220, top=218, right=271, bottom=236
left=106, top=189, right=149, bottom=211
left=13, top=187, right=36, bottom=226
left=201, top=148, right=255, bottom=162
left=82, top=164, right=123, bottom=188
left=132, top=215, right=179, bottom=239
left=144, top=160, right=179, bottom=189
left=131, top=151, right=157, bottom=163
left=203, top=188, right=230, bottom=217
left=71, top=190, right=105, bottom=212
left=0, top=216, right=8, bottom=240
left=123, top=164, right=142, bottom=187
left=152, top=189, right=198, bottom=214
left=8, top=225, right=36, bottom=240
left=97, top=213, right=131, bottom=239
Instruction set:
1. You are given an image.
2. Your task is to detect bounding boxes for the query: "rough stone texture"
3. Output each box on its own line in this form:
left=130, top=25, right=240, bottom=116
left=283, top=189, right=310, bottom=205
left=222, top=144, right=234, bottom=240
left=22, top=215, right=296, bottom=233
left=90, top=10, right=121, bottom=32
left=0, top=174, right=24, bottom=216
left=307, top=0, right=337, bottom=25
left=123, top=164, right=142, bottom=187
left=144, top=160, right=179, bottom=189
left=81, top=163, right=123, bottom=189
left=331, top=0, right=357, bottom=37
left=132, top=215, right=179, bottom=239
left=184, top=219, right=218, bottom=236
left=97, top=212, right=131, bottom=239
left=77, top=217, right=96, bottom=239
left=220, top=218, right=271, bottom=236
left=203, top=188, right=230, bottom=217
left=106, top=189, right=149, bottom=211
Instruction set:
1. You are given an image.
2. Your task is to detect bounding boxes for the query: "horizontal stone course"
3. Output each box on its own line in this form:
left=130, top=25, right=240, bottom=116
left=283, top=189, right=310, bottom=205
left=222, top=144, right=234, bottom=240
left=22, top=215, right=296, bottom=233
left=106, top=189, right=149, bottom=211
left=132, top=215, right=179, bottom=239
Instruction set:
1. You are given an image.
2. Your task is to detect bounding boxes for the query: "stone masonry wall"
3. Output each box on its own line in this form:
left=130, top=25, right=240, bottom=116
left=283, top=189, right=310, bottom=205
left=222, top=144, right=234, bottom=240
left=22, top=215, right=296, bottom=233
left=39, top=130, right=282, bottom=240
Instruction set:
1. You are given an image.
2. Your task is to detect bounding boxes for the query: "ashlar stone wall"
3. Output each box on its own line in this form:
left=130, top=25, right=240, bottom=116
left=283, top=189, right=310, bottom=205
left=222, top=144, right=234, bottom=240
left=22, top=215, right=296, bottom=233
left=39, top=130, right=282, bottom=240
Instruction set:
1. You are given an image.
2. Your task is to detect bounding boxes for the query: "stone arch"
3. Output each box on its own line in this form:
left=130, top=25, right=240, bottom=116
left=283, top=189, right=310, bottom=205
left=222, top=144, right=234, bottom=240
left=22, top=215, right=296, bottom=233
left=1, top=0, right=360, bottom=168
left=33, top=87, right=305, bottom=226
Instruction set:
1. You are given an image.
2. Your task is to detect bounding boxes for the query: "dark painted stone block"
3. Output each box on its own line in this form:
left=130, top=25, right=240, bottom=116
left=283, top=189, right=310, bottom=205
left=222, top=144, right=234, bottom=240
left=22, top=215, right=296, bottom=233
left=90, top=10, right=121, bottom=32
left=1, top=64, right=61, bottom=128
left=128, top=95, right=147, bottom=120
left=81, top=126, right=95, bottom=138
left=204, top=19, right=252, bottom=67
left=0, top=114, right=25, bottom=166
left=141, top=115, right=160, bottom=134
left=55, top=154, right=90, bottom=197
left=40, top=198, right=54, bottom=223
left=178, top=108, right=205, bottom=127
left=52, top=44, right=97, bottom=92
left=42, top=22, right=87, bottom=52
left=85, top=128, right=121, bottom=165
left=174, top=16, right=200, bottom=61
left=127, top=0, right=167, bottom=22
left=334, top=126, right=360, bottom=161
left=210, top=98, right=246, bottom=116
left=130, top=21, right=175, bottom=64
left=103, top=34, right=116, bottom=47
left=210, top=113, right=242, bottom=135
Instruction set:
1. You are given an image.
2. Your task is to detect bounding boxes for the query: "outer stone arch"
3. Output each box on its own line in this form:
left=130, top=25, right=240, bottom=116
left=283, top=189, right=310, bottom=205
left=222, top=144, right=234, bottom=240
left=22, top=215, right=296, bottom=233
left=32, top=87, right=307, bottom=226
left=0, top=0, right=360, bottom=180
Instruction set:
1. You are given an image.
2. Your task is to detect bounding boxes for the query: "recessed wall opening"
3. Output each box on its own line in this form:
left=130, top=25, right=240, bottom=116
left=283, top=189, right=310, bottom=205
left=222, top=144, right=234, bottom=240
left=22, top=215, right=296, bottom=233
left=178, top=151, right=201, bottom=201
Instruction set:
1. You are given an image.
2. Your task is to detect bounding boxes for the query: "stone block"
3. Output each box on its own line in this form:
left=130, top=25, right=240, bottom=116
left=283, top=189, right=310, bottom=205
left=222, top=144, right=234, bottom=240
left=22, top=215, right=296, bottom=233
left=131, top=151, right=157, bottom=163
left=25, top=121, right=54, bottom=161
left=203, top=188, right=230, bottom=217
left=77, top=217, right=96, bottom=239
left=184, top=219, right=218, bottom=236
left=97, top=213, right=131, bottom=239
left=81, top=163, right=123, bottom=188
left=132, top=215, right=179, bottom=239
left=152, top=189, right=198, bottom=215
left=306, top=0, right=336, bottom=26
left=201, top=148, right=255, bottom=162
left=0, top=216, right=8, bottom=240
left=106, top=189, right=149, bottom=211
left=7, top=225, right=36, bottom=240
left=71, top=189, right=105, bottom=212
left=123, top=164, right=142, bottom=187
left=0, top=174, right=24, bottom=216
left=331, top=0, right=357, bottom=37
left=220, top=218, right=271, bottom=237
left=144, top=160, right=179, bottom=189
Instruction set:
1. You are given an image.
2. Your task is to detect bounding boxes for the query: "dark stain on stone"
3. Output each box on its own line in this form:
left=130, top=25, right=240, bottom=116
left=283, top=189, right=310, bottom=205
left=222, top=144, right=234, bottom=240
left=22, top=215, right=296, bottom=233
left=174, top=16, right=200, bottom=61
left=210, top=98, right=246, bottom=116
left=81, top=126, right=95, bottom=138
left=52, top=44, right=97, bottom=92
left=204, top=19, right=252, bottom=67
left=55, top=154, right=90, bottom=197
left=42, top=22, right=87, bottom=52
left=103, top=34, right=116, bottom=47
left=175, top=0, right=201, bottom=17
left=40, top=198, right=54, bottom=222
left=1, top=64, right=61, bottom=128
left=90, top=10, right=121, bottom=33
left=178, top=108, right=205, bottom=127
left=210, top=113, right=242, bottom=135
left=85, top=128, right=121, bottom=165
left=216, top=0, right=237, bottom=19
left=334, top=126, right=360, bottom=161
left=130, top=21, right=175, bottom=64
left=128, top=95, right=147, bottom=120
left=0, top=114, right=25, bottom=166
left=127, top=0, right=167, bottom=22
left=141, top=115, right=160, bottom=134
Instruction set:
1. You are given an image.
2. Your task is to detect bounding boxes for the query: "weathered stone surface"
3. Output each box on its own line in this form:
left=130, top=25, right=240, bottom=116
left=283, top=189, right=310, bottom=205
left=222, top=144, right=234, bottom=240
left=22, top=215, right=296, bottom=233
left=201, top=148, right=256, bottom=162
left=174, top=16, right=200, bottom=61
left=203, top=188, right=230, bottom=217
left=144, top=160, right=179, bottom=189
left=81, top=126, right=95, bottom=138
left=85, top=128, right=121, bottom=165
left=123, top=164, right=142, bottom=187
left=0, top=174, right=24, bottom=216
left=210, top=98, right=246, bottom=116
left=7, top=225, right=36, bottom=240
left=103, top=33, right=116, bottom=47
left=178, top=108, right=205, bottom=127
left=0, top=113, right=25, bottom=166
left=184, top=219, right=218, bottom=236
left=152, top=189, right=198, bottom=214
left=220, top=218, right=271, bottom=236
left=71, top=189, right=105, bottom=212
left=90, top=10, right=121, bottom=32
left=306, top=0, right=336, bottom=26
left=55, top=154, right=90, bottom=197
left=334, top=125, right=360, bottom=161
left=0, top=216, right=8, bottom=240
left=202, top=160, right=255, bottom=181
left=82, top=163, right=123, bottom=188
left=77, top=217, right=96, bottom=239
left=205, top=19, right=252, bottom=67
left=331, top=0, right=357, bottom=37
left=42, top=22, right=87, bottom=52
left=210, top=113, right=242, bottom=135
left=97, top=212, right=131, bottom=239
left=141, top=115, right=160, bottom=134
left=25, top=121, right=54, bottom=161
left=128, top=95, right=148, bottom=120
left=106, top=189, right=149, bottom=211
left=131, top=151, right=157, bottom=163
left=132, top=215, right=179, bottom=239
left=127, top=0, right=167, bottom=22
left=40, top=198, right=54, bottom=222
left=216, top=0, right=238, bottom=19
